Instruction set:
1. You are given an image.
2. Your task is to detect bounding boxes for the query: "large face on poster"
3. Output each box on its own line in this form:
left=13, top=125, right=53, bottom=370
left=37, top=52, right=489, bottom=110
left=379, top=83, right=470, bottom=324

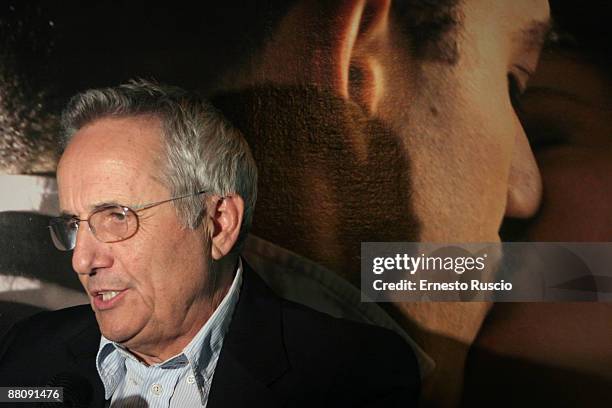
left=214, top=0, right=550, bottom=278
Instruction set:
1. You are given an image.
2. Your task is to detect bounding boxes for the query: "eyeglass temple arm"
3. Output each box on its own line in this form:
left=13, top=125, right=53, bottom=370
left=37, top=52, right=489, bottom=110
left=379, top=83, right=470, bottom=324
left=131, top=190, right=209, bottom=211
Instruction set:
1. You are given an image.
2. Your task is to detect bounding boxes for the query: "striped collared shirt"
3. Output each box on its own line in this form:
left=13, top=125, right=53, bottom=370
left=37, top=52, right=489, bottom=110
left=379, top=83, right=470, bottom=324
left=96, top=260, right=243, bottom=407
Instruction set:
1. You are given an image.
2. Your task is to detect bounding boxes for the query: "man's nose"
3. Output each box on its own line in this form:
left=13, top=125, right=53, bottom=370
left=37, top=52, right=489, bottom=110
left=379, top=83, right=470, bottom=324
left=505, top=128, right=543, bottom=218
left=72, top=223, right=112, bottom=275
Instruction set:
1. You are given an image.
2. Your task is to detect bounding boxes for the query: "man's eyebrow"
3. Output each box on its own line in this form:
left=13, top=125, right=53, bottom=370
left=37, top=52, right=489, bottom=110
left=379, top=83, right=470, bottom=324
left=59, top=201, right=125, bottom=218
left=515, top=18, right=554, bottom=54
left=93, top=200, right=124, bottom=208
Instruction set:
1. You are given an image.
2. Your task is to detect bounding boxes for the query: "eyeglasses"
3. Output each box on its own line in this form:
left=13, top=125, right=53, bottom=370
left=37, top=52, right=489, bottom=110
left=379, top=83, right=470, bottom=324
left=48, top=190, right=207, bottom=251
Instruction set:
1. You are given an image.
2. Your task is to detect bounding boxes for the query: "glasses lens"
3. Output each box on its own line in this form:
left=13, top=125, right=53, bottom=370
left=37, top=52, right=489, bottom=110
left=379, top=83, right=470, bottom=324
left=90, top=205, right=138, bottom=243
left=49, top=218, right=77, bottom=251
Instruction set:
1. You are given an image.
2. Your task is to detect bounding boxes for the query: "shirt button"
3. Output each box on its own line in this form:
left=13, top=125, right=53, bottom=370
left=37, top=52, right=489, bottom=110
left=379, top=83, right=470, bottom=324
left=187, top=375, right=196, bottom=384
left=151, top=383, right=163, bottom=395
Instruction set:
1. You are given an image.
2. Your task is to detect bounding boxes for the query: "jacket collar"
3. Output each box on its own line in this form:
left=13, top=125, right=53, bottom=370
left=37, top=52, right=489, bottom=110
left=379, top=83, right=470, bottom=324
left=207, top=260, right=290, bottom=408
left=65, top=315, right=106, bottom=408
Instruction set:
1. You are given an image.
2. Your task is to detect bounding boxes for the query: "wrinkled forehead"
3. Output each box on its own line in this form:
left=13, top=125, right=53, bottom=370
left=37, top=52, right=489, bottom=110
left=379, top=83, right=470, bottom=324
left=57, top=116, right=166, bottom=211
left=59, top=115, right=164, bottom=170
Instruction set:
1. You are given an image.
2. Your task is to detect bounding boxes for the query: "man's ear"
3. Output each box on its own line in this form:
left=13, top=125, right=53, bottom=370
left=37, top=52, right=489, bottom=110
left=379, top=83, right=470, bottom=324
left=259, top=0, right=392, bottom=113
left=209, top=195, right=244, bottom=260
left=331, top=0, right=392, bottom=114
left=295, top=0, right=391, bottom=113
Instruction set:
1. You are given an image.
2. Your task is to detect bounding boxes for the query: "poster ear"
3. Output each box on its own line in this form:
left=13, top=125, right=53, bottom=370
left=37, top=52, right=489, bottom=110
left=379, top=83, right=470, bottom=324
left=253, top=0, right=391, bottom=113
left=330, top=0, right=392, bottom=113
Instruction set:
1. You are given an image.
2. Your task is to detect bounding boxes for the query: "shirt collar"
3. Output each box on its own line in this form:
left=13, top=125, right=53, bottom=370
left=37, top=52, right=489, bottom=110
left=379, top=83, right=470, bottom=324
left=96, top=259, right=243, bottom=401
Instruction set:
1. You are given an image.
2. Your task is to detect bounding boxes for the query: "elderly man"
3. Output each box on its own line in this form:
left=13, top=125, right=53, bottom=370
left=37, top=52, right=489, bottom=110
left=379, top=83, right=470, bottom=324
left=0, top=81, right=420, bottom=407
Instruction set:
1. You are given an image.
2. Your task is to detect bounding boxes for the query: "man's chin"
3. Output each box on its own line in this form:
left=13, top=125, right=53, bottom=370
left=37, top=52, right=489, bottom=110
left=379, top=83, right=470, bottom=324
left=94, top=312, right=140, bottom=344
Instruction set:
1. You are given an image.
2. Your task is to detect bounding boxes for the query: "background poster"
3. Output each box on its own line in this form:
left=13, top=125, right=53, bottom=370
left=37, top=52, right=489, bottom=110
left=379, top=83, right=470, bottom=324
left=1, top=1, right=611, bottom=406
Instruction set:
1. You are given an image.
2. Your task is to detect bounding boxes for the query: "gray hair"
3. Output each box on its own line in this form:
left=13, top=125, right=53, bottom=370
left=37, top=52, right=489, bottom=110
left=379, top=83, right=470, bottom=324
left=61, top=79, right=257, bottom=252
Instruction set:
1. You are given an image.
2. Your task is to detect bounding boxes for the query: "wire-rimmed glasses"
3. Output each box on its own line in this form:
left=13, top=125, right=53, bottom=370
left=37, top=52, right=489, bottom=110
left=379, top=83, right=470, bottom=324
left=48, top=190, right=207, bottom=251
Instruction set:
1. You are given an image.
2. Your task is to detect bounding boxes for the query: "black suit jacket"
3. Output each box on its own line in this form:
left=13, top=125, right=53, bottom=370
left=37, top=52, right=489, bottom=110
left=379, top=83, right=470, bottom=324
left=0, top=263, right=420, bottom=407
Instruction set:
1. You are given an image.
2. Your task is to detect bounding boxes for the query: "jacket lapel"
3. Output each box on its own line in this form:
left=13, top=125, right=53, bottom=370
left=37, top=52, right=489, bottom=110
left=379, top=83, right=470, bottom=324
left=207, top=262, right=290, bottom=408
left=67, top=310, right=107, bottom=408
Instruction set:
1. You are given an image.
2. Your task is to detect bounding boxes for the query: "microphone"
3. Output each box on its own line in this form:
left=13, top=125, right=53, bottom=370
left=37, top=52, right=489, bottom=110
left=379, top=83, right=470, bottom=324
left=38, top=372, right=93, bottom=408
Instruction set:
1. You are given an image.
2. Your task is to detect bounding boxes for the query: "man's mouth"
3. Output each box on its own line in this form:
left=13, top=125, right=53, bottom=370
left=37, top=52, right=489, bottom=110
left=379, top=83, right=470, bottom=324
left=91, top=289, right=128, bottom=310
left=100, top=291, right=121, bottom=302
